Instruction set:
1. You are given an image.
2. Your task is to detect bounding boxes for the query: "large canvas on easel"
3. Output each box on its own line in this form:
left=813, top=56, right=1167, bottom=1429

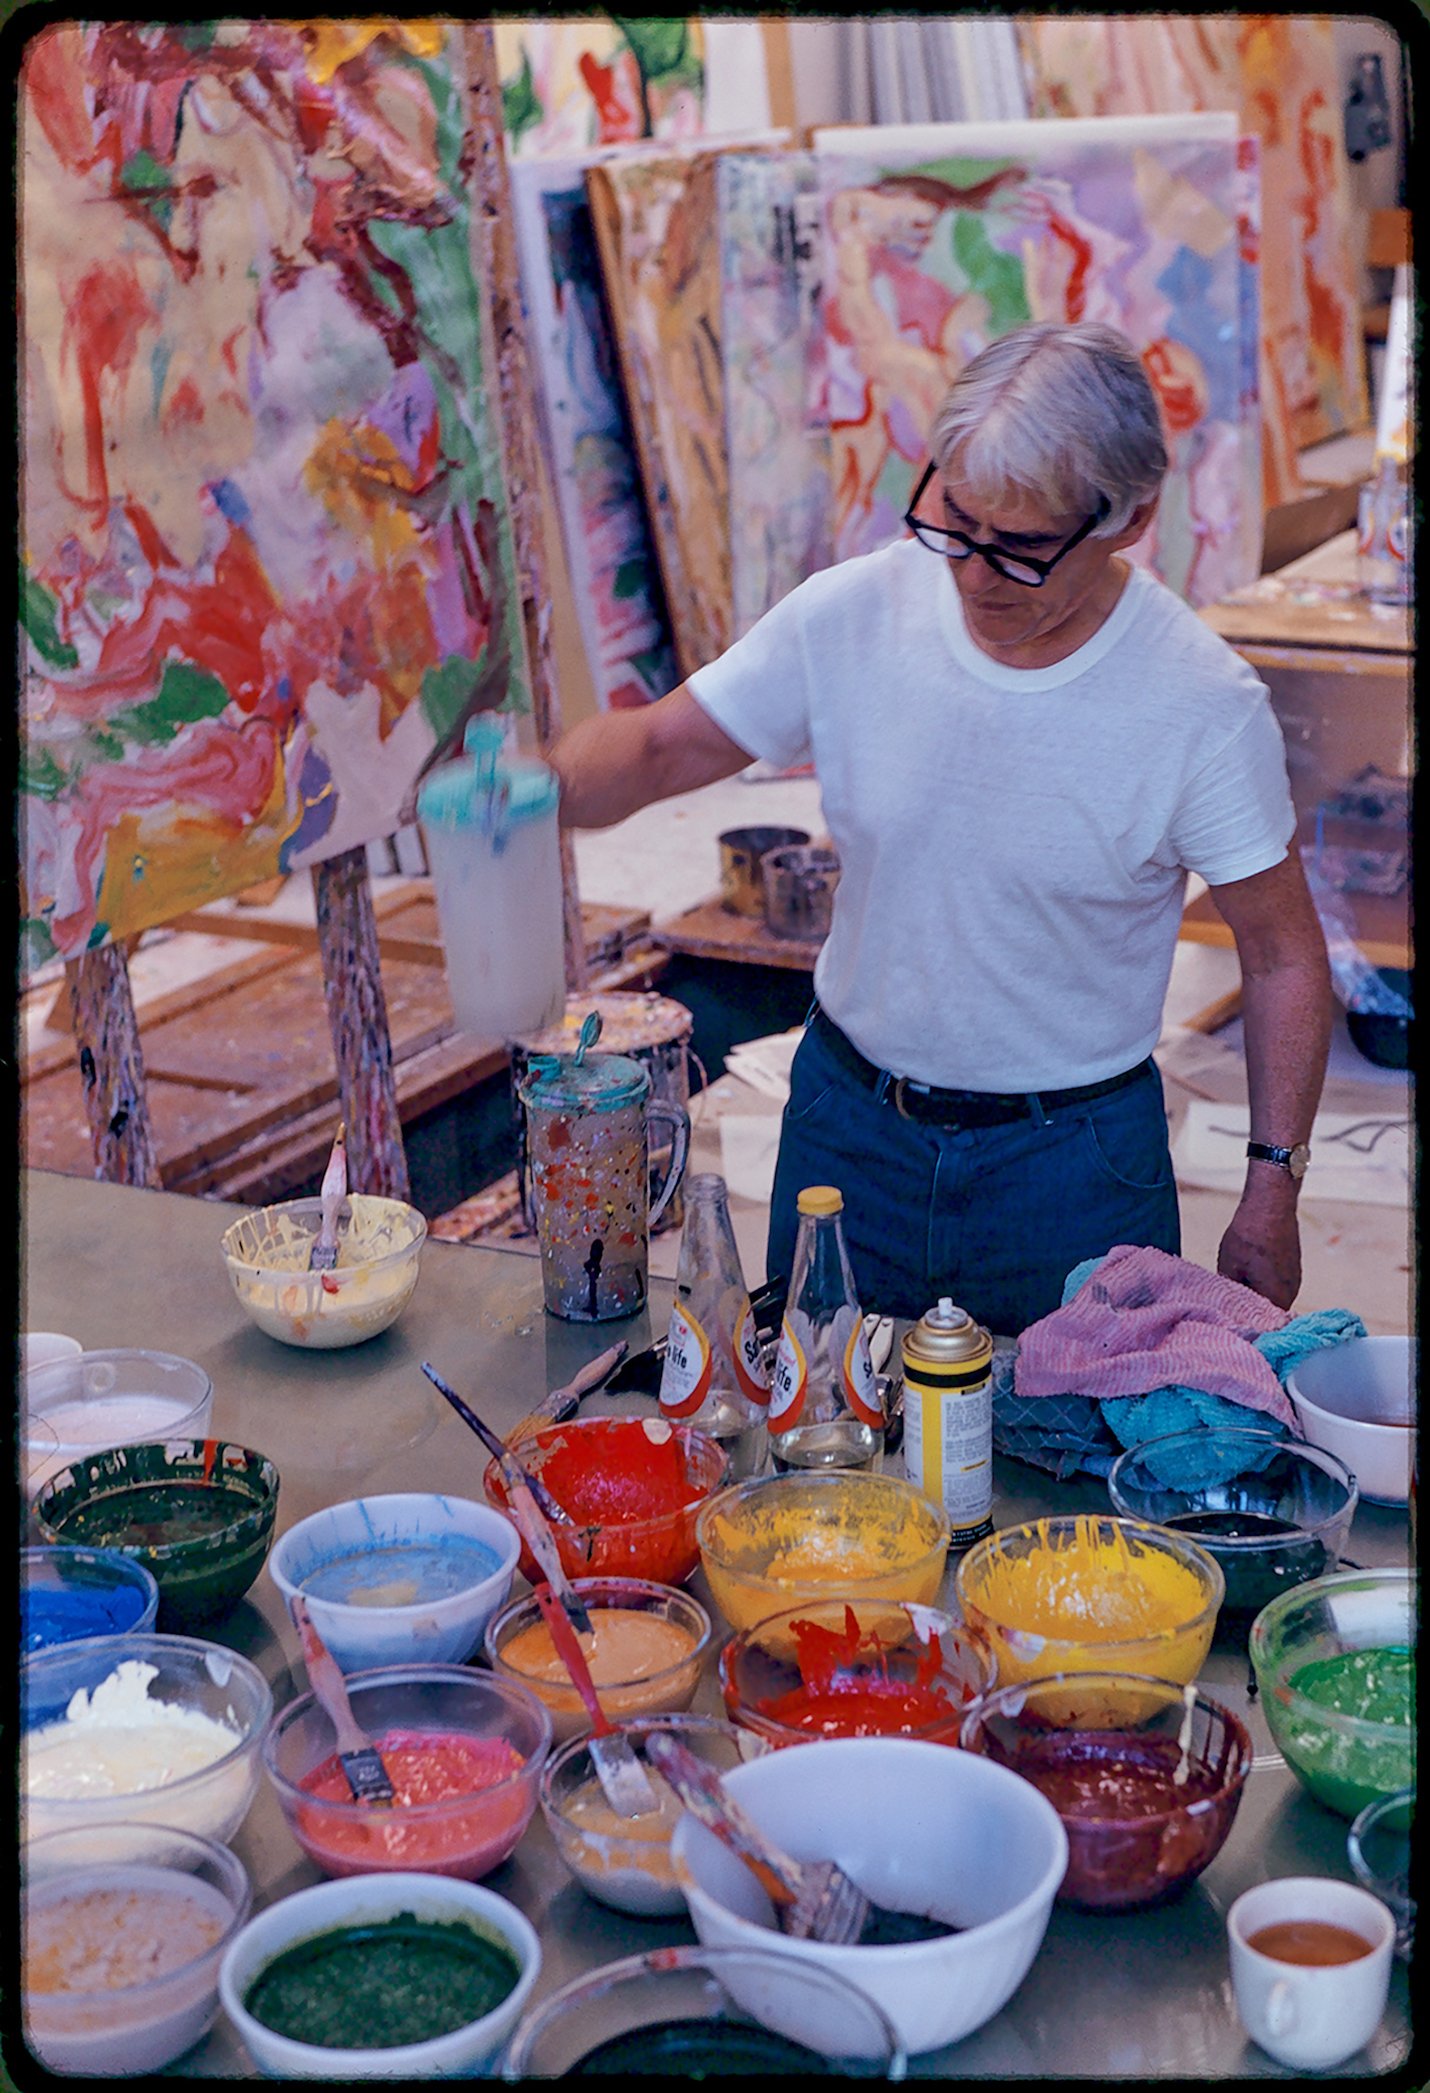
left=814, top=113, right=1261, bottom=609
left=19, top=19, right=529, bottom=973
left=586, top=149, right=733, bottom=677
left=1015, top=16, right=1369, bottom=505
left=719, top=151, right=835, bottom=638
left=509, top=156, right=679, bottom=710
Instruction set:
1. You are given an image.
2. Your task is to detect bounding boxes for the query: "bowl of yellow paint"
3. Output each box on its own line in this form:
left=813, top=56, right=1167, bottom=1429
left=953, top=1515, right=1224, bottom=1690
left=695, top=1472, right=950, bottom=1636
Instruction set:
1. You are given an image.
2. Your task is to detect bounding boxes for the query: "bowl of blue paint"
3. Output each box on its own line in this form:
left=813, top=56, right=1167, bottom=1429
left=268, top=1493, right=521, bottom=1674
left=22, top=1545, right=161, bottom=1655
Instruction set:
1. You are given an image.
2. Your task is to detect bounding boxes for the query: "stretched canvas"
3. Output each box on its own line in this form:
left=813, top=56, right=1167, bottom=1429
left=20, top=20, right=528, bottom=972
left=1016, top=16, right=1368, bottom=497
left=813, top=113, right=1261, bottom=608
left=509, top=156, right=678, bottom=709
left=719, top=151, right=835, bottom=637
left=496, top=17, right=706, bottom=157
left=587, top=148, right=733, bottom=676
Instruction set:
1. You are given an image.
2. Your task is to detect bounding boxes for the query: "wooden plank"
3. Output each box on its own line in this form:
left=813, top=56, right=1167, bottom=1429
left=1180, top=885, right=1410, bottom=970
left=760, top=16, right=798, bottom=131
left=63, top=945, right=162, bottom=1188
left=655, top=895, right=822, bottom=973
left=464, top=21, right=589, bottom=996
left=312, top=847, right=411, bottom=1201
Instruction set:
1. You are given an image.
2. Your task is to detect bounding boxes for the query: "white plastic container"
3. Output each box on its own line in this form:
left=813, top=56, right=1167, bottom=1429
left=417, top=717, right=565, bottom=1040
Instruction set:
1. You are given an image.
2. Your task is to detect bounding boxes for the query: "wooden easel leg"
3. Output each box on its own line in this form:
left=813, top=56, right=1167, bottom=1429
left=65, top=944, right=163, bottom=1187
left=312, top=846, right=412, bottom=1202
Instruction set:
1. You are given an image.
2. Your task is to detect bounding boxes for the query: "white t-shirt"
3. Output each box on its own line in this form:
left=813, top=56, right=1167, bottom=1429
left=688, top=539, right=1295, bottom=1091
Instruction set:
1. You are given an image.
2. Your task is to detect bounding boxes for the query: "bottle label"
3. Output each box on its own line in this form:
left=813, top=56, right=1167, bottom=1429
left=659, top=1301, right=712, bottom=1418
left=734, top=1299, right=770, bottom=1406
left=768, top=1314, right=808, bottom=1432
left=839, top=1310, right=884, bottom=1428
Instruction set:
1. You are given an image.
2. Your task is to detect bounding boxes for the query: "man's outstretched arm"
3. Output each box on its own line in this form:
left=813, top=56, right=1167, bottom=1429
left=548, top=684, right=755, bottom=830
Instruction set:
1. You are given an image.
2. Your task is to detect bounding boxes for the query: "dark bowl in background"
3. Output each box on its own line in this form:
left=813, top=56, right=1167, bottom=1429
left=1346, top=966, right=1412, bottom=1069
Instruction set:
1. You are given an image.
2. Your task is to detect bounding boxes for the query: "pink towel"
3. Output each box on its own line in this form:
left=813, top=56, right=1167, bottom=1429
left=1014, top=1244, right=1295, bottom=1422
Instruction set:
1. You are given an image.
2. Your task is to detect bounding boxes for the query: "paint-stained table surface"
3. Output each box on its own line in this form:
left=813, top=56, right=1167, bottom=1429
left=17, top=1169, right=1413, bottom=2079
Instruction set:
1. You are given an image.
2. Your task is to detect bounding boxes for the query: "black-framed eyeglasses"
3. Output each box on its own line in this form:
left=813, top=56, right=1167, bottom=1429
left=903, top=461, right=1109, bottom=588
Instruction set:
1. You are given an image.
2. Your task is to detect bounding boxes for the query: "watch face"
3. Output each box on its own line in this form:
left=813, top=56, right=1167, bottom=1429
left=1288, top=1143, right=1311, bottom=1179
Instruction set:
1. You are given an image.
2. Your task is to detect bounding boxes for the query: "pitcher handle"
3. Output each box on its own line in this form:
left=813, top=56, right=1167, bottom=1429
left=646, top=1099, right=691, bottom=1232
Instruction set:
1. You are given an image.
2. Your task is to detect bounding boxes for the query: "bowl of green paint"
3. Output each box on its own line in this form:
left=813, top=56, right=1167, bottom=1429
left=1249, top=1568, right=1414, bottom=1820
left=32, top=1441, right=280, bottom=1630
left=218, top=1871, right=540, bottom=2078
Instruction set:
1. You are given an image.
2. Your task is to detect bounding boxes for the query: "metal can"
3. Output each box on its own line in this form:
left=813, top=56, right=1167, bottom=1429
left=900, top=1298, right=993, bottom=1547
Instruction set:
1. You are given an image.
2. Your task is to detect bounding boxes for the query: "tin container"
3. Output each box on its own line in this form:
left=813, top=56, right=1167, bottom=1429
left=900, top=1299, right=993, bottom=1548
left=717, top=828, right=809, bottom=917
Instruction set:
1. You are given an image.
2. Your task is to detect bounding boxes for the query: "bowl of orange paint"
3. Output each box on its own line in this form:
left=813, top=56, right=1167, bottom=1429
left=482, top=1416, right=728, bottom=1587
left=954, top=1515, right=1223, bottom=1690
left=719, top=1598, right=996, bottom=1748
left=483, top=1576, right=711, bottom=1743
left=959, top=1671, right=1253, bottom=1911
left=262, top=1664, right=551, bottom=1880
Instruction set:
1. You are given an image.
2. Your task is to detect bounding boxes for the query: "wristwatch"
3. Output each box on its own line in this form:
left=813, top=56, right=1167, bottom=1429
left=1246, top=1140, right=1311, bottom=1180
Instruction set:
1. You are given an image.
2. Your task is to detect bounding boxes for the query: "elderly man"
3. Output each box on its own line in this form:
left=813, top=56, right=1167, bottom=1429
left=549, top=321, right=1332, bottom=1334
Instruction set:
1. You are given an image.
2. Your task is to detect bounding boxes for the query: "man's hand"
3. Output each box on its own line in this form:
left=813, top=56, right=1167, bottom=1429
left=1216, top=1181, right=1302, bottom=1310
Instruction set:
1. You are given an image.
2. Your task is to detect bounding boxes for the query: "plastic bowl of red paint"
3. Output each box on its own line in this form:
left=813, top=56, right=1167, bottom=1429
left=482, top=1416, right=728, bottom=1586
left=959, top=1670, right=1253, bottom=1911
left=719, top=1598, right=996, bottom=1748
left=262, top=1664, right=551, bottom=1880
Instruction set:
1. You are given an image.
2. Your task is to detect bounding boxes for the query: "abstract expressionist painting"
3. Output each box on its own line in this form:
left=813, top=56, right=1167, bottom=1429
left=1015, top=15, right=1368, bottom=502
left=509, top=155, right=679, bottom=710
left=814, top=113, right=1261, bottom=608
left=20, top=20, right=528, bottom=972
left=719, top=150, right=835, bottom=638
left=496, top=17, right=706, bottom=159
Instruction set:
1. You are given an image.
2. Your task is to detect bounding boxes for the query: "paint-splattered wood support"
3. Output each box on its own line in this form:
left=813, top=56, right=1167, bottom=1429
left=464, top=21, right=589, bottom=998
left=65, top=944, right=162, bottom=1188
left=312, top=846, right=411, bottom=1202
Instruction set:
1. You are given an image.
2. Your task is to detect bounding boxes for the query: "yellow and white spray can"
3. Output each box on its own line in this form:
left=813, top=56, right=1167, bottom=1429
left=900, top=1298, right=993, bottom=1547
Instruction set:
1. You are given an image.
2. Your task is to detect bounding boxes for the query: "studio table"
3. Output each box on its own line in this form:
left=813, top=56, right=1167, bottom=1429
left=18, top=1169, right=1413, bottom=2078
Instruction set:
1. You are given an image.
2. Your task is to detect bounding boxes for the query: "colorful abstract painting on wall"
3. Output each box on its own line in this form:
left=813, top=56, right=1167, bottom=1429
left=509, top=155, right=678, bottom=710
left=20, top=20, right=528, bottom=972
left=814, top=113, right=1261, bottom=610
left=497, top=17, right=706, bottom=160
left=1015, top=15, right=1368, bottom=505
left=720, top=150, right=835, bottom=639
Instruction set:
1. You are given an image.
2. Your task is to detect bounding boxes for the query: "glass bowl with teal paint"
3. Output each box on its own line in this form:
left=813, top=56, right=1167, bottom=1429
left=1249, top=1568, right=1414, bottom=1820
left=22, top=1545, right=161, bottom=1655
left=32, top=1441, right=280, bottom=1631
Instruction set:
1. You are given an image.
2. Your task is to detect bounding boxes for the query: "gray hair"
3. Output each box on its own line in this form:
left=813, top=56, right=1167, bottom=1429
left=930, top=322, right=1168, bottom=537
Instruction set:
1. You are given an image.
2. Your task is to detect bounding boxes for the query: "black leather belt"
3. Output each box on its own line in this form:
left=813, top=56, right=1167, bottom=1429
left=811, top=1006, right=1151, bottom=1129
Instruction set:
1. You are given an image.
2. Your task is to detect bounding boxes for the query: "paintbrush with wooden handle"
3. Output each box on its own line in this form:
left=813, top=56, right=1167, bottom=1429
left=290, top=1595, right=394, bottom=1805
left=308, top=1122, right=347, bottom=1272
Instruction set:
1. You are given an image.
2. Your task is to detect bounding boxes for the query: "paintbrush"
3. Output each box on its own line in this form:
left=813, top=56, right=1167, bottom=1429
left=421, top=1362, right=592, bottom=1636
left=506, top=1340, right=629, bottom=1446
left=531, top=1584, right=663, bottom=1818
left=290, top=1595, right=394, bottom=1805
left=308, top=1122, right=347, bottom=1272
left=421, top=1360, right=573, bottom=1528
left=644, top=1730, right=938, bottom=1946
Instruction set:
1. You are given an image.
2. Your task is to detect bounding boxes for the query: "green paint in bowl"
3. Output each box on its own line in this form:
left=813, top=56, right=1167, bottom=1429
left=33, top=1441, right=280, bottom=1630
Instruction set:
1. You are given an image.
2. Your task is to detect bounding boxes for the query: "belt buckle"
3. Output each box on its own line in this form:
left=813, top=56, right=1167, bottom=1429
left=891, top=1075, right=915, bottom=1121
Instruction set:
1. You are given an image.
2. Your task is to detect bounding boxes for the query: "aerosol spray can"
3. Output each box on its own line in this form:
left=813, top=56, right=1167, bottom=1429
left=900, top=1298, right=993, bottom=1547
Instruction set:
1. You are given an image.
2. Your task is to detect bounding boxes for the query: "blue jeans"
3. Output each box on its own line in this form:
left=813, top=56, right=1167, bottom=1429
left=766, top=1018, right=1180, bottom=1336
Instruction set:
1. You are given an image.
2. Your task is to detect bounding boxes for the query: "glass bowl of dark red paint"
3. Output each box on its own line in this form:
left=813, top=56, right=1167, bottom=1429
left=1106, top=1428, right=1357, bottom=1623
left=719, top=1597, right=996, bottom=1747
left=959, top=1671, right=1253, bottom=1911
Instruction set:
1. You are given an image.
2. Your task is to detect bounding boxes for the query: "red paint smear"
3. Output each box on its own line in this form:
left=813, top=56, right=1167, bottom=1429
left=63, top=262, right=153, bottom=515
left=578, top=48, right=643, bottom=144
left=23, top=26, right=100, bottom=170
left=753, top=1604, right=961, bottom=1738
left=1038, top=200, right=1093, bottom=323
left=524, top=1419, right=693, bottom=1524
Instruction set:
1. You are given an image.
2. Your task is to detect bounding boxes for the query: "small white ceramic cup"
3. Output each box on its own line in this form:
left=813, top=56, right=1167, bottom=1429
left=1227, top=1875, right=1396, bottom=2071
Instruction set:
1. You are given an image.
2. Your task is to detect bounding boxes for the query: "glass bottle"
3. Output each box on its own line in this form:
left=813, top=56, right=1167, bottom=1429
left=658, top=1173, right=770, bottom=1478
left=1357, top=453, right=1410, bottom=606
left=768, top=1186, right=884, bottom=1473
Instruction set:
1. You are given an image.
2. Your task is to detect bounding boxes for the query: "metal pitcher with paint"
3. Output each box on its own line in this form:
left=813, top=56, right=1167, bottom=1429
left=518, top=1016, right=691, bottom=1322
left=416, top=716, right=566, bottom=1040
